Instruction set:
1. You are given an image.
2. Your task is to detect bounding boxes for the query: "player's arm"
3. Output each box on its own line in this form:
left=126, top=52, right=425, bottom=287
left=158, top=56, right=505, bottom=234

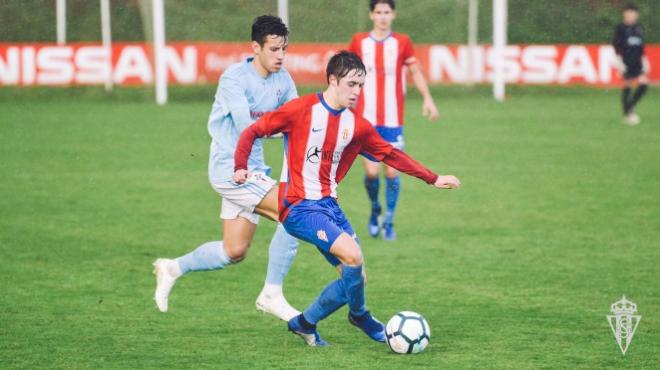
left=404, top=39, right=438, bottom=121
left=219, top=70, right=253, bottom=132
left=233, top=101, right=298, bottom=182
left=360, top=121, right=459, bottom=189
left=612, top=26, right=626, bottom=75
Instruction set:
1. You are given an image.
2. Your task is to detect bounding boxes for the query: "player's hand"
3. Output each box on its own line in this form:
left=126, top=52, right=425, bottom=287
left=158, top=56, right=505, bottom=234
left=434, top=175, right=460, bottom=189
left=422, top=98, right=439, bottom=121
left=233, top=169, right=249, bottom=184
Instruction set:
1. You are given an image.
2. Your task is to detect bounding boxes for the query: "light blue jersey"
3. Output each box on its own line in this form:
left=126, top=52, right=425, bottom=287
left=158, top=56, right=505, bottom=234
left=207, top=57, right=297, bottom=183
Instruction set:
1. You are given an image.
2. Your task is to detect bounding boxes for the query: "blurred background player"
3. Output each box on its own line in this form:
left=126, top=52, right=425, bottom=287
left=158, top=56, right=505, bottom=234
left=349, top=0, right=439, bottom=240
left=233, top=51, right=460, bottom=346
left=152, top=15, right=301, bottom=321
left=613, top=3, right=650, bottom=125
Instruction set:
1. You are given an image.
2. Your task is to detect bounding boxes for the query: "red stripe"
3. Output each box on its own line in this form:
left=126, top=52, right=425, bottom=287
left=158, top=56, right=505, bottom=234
left=286, top=101, right=313, bottom=206
left=319, top=113, right=340, bottom=197
left=375, top=42, right=385, bottom=126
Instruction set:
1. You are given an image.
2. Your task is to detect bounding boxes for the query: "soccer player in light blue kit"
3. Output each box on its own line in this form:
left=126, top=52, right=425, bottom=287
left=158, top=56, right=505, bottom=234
left=153, top=16, right=300, bottom=321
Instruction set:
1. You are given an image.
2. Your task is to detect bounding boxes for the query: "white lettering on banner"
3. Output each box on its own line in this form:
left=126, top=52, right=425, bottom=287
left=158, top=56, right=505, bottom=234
left=113, top=46, right=153, bottom=83
left=486, top=45, right=521, bottom=83
left=165, top=46, right=197, bottom=83
left=429, top=45, right=468, bottom=83
left=0, top=47, right=19, bottom=84
left=205, top=52, right=251, bottom=75
left=522, top=46, right=558, bottom=84
left=557, top=46, right=597, bottom=83
left=75, top=46, right=110, bottom=84
left=598, top=45, right=618, bottom=83
left=37, top=47, right=74, bottom=85
left=22, top=47, right=36, bottom=85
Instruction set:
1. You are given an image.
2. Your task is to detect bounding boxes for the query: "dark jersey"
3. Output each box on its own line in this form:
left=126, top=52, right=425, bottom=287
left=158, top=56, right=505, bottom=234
left=612, top=23, right=645, bottom=67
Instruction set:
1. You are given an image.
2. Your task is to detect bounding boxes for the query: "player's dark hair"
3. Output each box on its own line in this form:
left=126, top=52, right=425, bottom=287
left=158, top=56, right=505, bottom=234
left=326, top=51, right=366, bottom=83
left=370, top=0, right=395, bottom=11
left=624, top=3, right=639, bottom=12
left=251, top=15, right=288, bottom=46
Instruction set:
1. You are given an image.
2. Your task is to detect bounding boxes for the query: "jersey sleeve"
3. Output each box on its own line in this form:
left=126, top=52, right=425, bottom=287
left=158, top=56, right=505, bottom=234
left=612, top=25, right=625, bottom=55
left=235, top=98, right=301, bottom=171
left=402, top=35, right=417, bottom=65
left=218, top=68, right=253, bottom=132
left=358, top=117, right=394, bottom=161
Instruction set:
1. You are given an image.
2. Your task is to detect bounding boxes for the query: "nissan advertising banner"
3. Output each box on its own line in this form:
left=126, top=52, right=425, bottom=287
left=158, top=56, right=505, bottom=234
left=1, top=42, right=658, bottom=87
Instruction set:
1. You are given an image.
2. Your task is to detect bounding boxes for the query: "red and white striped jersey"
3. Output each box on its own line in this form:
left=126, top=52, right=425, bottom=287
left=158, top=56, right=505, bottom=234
left=349, top=32, right=417, bottom=127
left=235, top=93, right=438, bottom=221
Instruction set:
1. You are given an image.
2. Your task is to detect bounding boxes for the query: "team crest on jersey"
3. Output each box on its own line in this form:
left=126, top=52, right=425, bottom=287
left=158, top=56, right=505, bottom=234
left=317, top=230, right=328, bottom=242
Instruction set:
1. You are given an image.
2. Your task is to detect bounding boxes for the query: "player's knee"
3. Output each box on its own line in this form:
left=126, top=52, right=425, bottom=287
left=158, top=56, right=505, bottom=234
left=224, top=242, right=250, bottom=262
left=342, top=248, right=363, bottom=266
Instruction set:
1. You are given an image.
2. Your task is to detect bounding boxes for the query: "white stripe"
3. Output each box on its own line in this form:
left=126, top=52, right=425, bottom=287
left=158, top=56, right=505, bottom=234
left=329, top=110, right=355, bottom=198
left=279, top=152, right=288, bottom=183
left=384, top=37, right=399, bottom=127
left=301, top=103, right=328, bottom=199
left=361, top=38, right=377, bottom=125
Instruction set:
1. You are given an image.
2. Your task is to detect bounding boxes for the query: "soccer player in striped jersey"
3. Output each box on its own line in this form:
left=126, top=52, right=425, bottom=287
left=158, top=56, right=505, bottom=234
left=152, top=16, right=301, bottom=321
left=349, top=0, right=439, bottom=240
left=234, top=51, right=459, bottom=346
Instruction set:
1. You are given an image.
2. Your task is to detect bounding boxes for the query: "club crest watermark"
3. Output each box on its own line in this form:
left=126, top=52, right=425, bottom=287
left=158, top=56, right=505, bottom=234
left=606, top=296, right=641, bottom=355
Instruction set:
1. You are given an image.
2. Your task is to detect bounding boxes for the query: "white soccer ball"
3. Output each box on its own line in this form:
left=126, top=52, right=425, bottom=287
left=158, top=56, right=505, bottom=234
left=385, top=311, right=431, bottom=354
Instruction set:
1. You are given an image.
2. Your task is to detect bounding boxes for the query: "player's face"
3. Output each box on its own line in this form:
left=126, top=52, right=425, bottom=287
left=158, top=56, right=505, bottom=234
left=623, top=10, right=639, bottom=25
left=252, top=35, right=288, bottom=74
left=332, top=70, right=365, bottom=109
left=370, top=3, right=396, bottom=31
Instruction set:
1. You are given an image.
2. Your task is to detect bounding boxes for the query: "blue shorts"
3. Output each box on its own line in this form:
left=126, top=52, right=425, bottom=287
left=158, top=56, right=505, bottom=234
left=363, top=126, right=404, bottom=162
left=282, top=197, right=359, bottom=266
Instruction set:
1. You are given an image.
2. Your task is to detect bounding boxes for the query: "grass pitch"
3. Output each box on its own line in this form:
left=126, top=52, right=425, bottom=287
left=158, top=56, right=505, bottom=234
left=0, top=86, right=658, bottom=369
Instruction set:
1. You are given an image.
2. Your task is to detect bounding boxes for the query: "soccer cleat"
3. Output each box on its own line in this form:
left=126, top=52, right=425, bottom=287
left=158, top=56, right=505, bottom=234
left=623, top=113, right=640, bottom=125
left=383, top=222, right=396, bottom=241
left=287, top=314, right=329, bottom=346
left=152, top=258, right=181, bottom=313
left=368, top=206, right=382, bottom=237
left=256, top=289, right=301, bottom=322
left=348, top=311, right=386, bottom=343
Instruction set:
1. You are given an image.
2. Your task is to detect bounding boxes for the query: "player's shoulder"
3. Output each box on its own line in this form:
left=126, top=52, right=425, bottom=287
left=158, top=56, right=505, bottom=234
left=221, top=60, right=249, bottom=83
left=351, top=32, right=371, bottom=42
left=281, top=93, right=317, bottom=110
left=393, top=32, right=413, bottom=44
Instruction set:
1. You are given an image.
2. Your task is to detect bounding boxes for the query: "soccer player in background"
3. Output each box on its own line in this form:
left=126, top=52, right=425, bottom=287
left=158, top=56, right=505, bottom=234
left=152, top=15, right=301, bottom=321
left=349, top=0, right=439, bottom=240
left=234, top=51, right=460, bottom=346
left=613, top=3, right=650, bottom=125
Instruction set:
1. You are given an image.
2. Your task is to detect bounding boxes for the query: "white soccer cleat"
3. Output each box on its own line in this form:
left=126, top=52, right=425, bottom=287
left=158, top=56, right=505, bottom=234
left=153, top=258, right=181, bottom=313
left=623, top=113, right=640, bottom=125
left=255, top=289, right=301, bottom=322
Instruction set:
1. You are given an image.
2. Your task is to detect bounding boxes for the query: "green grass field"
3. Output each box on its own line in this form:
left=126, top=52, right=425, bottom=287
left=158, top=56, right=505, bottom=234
left=1, top=87, right=659, bottom=369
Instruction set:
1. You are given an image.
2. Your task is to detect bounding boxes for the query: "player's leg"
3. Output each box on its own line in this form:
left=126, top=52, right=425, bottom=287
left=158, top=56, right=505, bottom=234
left=381, top=127, right=404, bottom=240
left=383, top=165, right=400, bottom=241
left=362, top=156, right=382, bottom=237
left=152, top=200, right=258, bottom=312
left=249, top=186, right=301, bottom=321
left=622, top=79, right=633, bottom=117
left=628, top=76, right=648, bottom=121
left=284, top=200, right=384, bottom=345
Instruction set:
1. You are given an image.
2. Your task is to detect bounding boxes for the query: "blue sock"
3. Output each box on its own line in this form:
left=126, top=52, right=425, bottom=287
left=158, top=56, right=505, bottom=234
left=364, top=176, right=380, bottom=211
left=265, top=224, right=299, bottom=285
left=176, top=241, right=233, bottom=275
left=303, top=279, right=347, bottom=325
left=342, top=264, right=367, bottom=317
left=385, top=176, right=400, bottom=223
